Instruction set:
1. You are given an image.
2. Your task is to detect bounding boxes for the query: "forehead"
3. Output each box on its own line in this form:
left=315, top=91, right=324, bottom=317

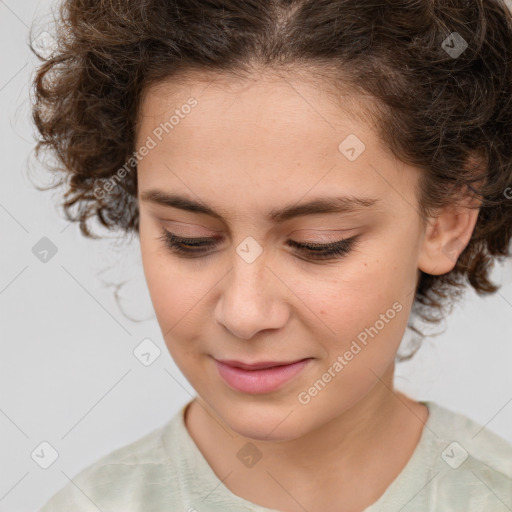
left=135, top=71, right=419, bottom=223
left=136, top=72, right=383, bottom=169
left=137, top=69, right=375, bottom=142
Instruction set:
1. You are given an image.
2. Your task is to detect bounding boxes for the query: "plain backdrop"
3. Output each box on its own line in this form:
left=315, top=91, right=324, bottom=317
left=1, top=1, right=512, bottom=511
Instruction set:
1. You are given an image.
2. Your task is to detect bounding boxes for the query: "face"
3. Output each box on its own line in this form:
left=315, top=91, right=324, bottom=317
left=135, top=71, right=427, bottom=441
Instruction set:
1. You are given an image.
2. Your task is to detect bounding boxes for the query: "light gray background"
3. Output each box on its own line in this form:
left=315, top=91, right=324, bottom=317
left=1, top=1, right=512, bottom=511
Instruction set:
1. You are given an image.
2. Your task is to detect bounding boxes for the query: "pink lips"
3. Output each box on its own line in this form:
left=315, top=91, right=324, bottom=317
left=214, top=358, right=312, bottom=394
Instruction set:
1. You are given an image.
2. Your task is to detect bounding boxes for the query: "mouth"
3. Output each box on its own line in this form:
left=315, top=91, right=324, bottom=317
left=215, top=358, right=309, bottom=370
left=213, top=357, right=313, bottom=394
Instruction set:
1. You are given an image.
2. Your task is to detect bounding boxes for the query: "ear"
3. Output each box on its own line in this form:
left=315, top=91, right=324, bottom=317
left=417, top=193, right=481, bottom=276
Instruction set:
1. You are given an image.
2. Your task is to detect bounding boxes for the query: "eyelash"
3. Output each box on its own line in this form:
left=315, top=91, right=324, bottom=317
left=157, top=229, right=360, bottom=261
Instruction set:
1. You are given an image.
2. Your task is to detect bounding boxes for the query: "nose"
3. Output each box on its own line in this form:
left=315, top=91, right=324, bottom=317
left=213, top=247, right=290, bottom=340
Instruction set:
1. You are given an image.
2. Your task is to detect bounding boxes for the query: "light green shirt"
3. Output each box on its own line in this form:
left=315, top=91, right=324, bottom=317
left=39, top=400, right=512, bottom=511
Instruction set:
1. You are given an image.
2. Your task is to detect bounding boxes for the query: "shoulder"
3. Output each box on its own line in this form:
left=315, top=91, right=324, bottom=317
left=426, top=401, right=512, bottom=476
left=423, top=401, right=512, bottom=510
left=38, top=411, right=185, bottom=512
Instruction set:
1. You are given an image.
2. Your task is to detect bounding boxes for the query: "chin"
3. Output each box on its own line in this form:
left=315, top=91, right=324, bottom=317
left=214, top=399, right=312, bottom=442
left=231, top=420, right=305, bottom=443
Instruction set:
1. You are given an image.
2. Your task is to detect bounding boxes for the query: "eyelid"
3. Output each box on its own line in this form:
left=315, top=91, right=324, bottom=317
left=162, top=221, right=356, bottom=240
left=289, top=229, right=356, bottom=243
left=289, top=228, right=355, bottom=234
left=160, top=211, right=360, bottom=232
left=162, top=220, right=223, bottom=236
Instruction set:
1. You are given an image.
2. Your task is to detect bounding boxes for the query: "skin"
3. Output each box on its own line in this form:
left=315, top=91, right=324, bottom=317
left=135, top=70, right=480, bottom=512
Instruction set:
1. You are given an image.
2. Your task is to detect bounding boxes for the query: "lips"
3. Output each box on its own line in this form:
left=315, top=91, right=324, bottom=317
left=213, top=357, right=312, bottom=394
left=215, top=359, right=308, bottom=370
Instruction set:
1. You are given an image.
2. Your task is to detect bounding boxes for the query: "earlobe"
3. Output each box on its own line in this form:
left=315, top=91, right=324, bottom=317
left=417, top=202, right=480, bottom=276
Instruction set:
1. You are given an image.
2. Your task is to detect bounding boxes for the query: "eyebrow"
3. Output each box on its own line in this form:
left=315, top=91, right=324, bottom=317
left=140, top=190, right=380, bottom=223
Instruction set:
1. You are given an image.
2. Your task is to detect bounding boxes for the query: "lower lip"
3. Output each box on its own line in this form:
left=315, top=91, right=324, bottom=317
left=214, top=358, right=312, bottom=394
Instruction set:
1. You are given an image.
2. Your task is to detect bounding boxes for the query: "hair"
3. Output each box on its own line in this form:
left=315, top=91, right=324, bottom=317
left=30, top=0, right=512, bottom=360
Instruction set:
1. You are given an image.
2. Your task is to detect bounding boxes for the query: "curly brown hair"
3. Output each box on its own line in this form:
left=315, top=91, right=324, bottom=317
left=29, top=0, right=512, bottom=360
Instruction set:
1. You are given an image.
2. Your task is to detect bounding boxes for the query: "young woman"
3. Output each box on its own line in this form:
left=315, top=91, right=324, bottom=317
left=32, top=1, right=512, bottom=510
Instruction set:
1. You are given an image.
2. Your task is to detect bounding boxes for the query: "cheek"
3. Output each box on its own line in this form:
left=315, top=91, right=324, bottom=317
left=310, top=284, right=408, bottom=360
left=304, top=253, right=413, bottom=362
left=139, top=227, right=195, bottom=334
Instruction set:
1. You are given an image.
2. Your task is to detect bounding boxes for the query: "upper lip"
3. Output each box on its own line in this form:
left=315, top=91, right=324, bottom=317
left=214, top=358, right=310, bottom=370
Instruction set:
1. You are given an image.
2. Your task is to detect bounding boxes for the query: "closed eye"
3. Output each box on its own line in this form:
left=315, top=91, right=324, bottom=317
left=157, top=229, right=361, bottom=261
